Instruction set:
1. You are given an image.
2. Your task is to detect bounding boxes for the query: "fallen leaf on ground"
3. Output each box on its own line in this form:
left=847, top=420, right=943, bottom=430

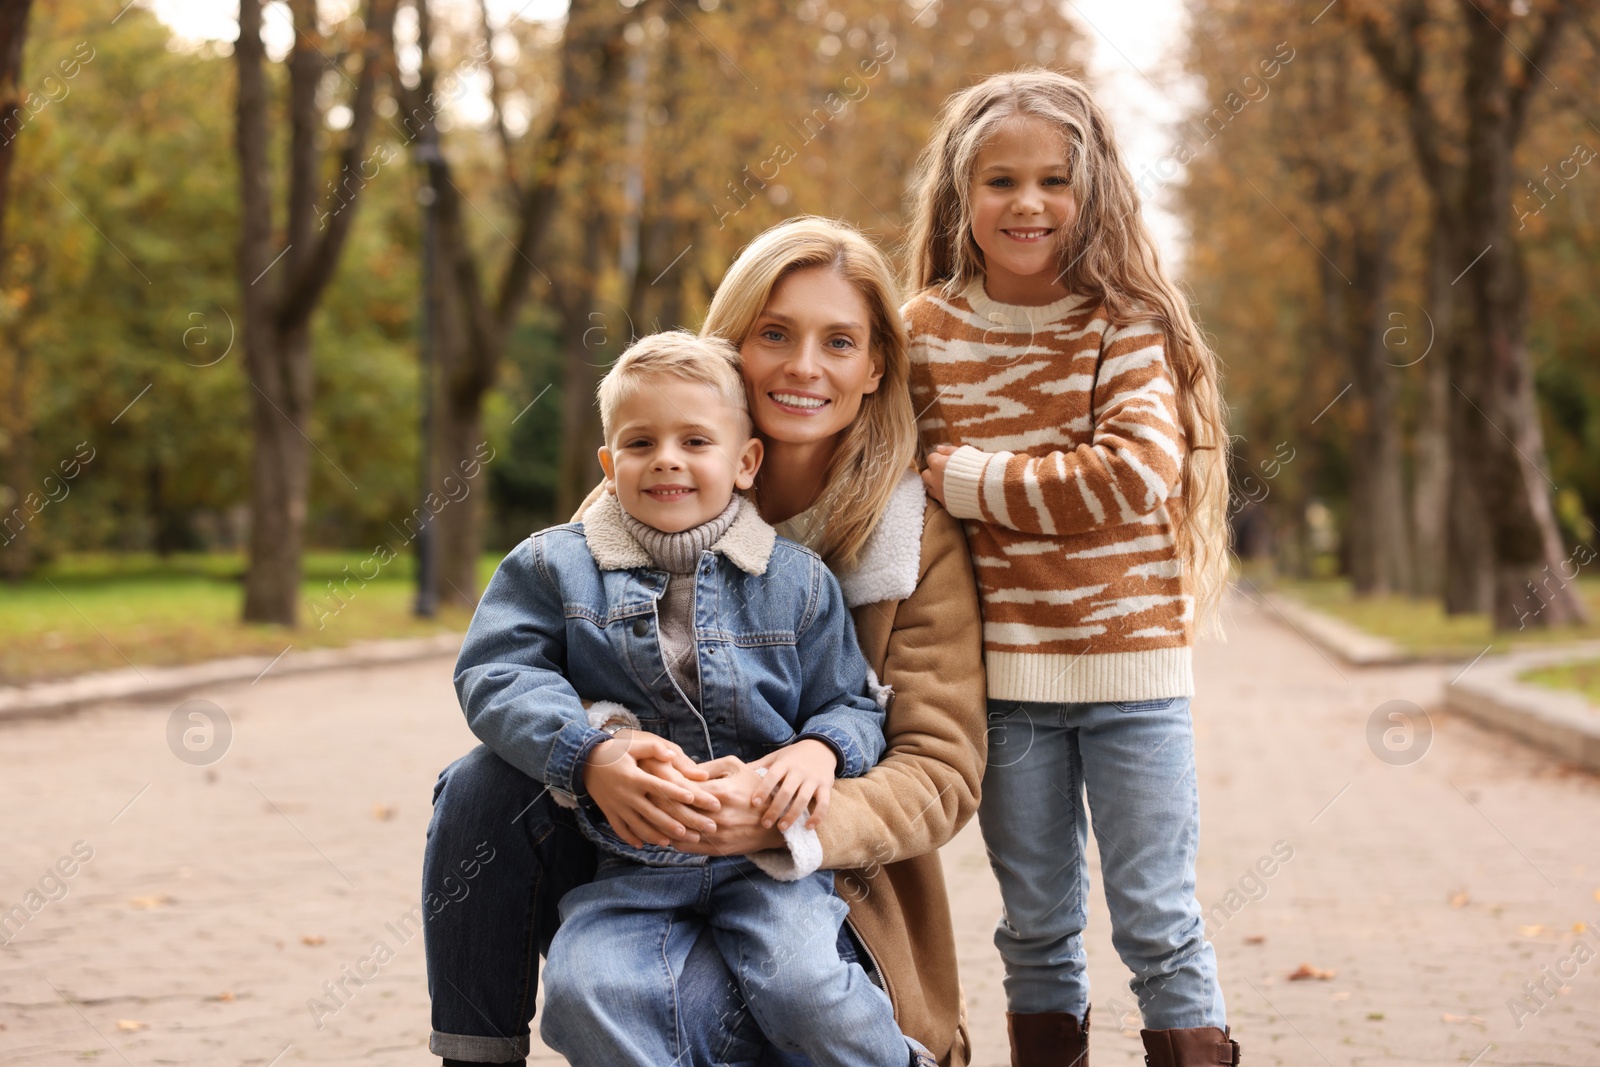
left=1575, top=922, right=1588, bottom=934
left=115, top=1020, right=147, bottom=1032
left=1288, top=963, right=1337, bottom=981
left=213, top=991, right=235, bottom=1002
left=372, top=803, right=398, bottom=821
left=1449, top=890, right=1470, bottom=908
left=1440, top=1013, right=1485, bottom=1025
left=1243, top=935, right=1266, bottom=945
left=129, top=896, right=172, bottom=909
left=1517, top=924, right=1549, bottom=937
left=300, top=935, right=325, bottom=946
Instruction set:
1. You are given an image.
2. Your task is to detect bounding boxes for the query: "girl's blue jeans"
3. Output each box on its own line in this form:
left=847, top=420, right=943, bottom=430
left=978, top=696, right=1227, bottom=1030
left=421, top=744, right=873, bottom=1066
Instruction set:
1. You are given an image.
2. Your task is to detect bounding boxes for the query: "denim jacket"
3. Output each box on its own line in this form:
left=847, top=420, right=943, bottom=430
left=454, top=491, right=886, bottom=868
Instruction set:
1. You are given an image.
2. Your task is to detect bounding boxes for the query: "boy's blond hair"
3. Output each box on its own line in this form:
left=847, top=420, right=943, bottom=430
left=597, top=330, right=750, bottom=441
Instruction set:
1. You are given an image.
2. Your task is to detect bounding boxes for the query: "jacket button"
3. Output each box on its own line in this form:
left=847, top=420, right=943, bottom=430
left=660, top=688, right=675, bottom=701
left=632, top=617, right=648, bottom=637
left=715, top=716, right=726, bottom=725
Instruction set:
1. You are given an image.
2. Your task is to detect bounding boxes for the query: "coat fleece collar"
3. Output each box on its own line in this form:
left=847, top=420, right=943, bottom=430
left=580, top=491, right=775, bottom=576
left=829, top=469, right=926, bottom=609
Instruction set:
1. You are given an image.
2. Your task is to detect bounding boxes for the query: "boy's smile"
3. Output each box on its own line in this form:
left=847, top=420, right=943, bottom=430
left=599, top=379, right=763, bottom=534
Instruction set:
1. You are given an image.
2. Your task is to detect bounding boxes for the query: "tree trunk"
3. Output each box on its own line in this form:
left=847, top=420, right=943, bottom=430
left=235, top=0, right=392, bottom=626
left=406, top=0, right=623, bottom=606
left=0, top=340, right=30, bottom=580
left=242, top=322, right=313, bottom=623
left=1409, top=220, right=1455, bottom=599
left=0, top=0, right=34, bottom=267
left=433, top=358, right=486, bottom=608
left=1457, top=9, right=1585, bottom=630
left=553, top=213, right=611, bottom=519
left=1347, top=238, right=1412, bottom=596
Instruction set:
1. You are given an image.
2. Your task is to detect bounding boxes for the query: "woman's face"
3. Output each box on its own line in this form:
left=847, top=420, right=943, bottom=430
left=738, top=266, right=883, bottom=448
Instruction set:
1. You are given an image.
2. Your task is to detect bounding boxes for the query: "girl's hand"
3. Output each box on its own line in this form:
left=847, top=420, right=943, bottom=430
left=582, top=733, right=718, bottom=847
left=749, top=738, right=838, bottom=831
left=921, top=444, right=956, bottom=506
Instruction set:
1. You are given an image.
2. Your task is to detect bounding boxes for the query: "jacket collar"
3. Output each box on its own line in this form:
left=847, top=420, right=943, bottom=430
left=580, top=491, right=775, bottom=576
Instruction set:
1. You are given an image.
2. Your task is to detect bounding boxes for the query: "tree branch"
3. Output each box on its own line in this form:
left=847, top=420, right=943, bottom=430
left=1507, top=0, right=1574, bottom=144
left=477, top=0, right=521, bottom=191
left=279, top=0, right=397, bottom=332
left=1349, top=0, right=1451, bottom=193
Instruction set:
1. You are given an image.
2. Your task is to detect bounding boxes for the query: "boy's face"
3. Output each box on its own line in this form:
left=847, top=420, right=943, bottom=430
left=599, top=379, right=763, bottom=534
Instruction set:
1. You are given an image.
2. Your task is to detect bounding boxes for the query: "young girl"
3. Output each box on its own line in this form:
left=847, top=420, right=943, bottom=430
left=904, top=71, right=1238, bottom=1067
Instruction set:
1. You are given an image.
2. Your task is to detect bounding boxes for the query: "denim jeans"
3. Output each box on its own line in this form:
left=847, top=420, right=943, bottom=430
left=977, top=697, right=1226, bottom=1030
left=541, top=857, right=905, bottom=1067
left=423, top=745, right=871, bottom=1065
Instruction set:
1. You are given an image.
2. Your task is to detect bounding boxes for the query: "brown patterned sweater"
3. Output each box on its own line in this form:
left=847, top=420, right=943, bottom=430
left=903, top=278, right=1193, bottom=703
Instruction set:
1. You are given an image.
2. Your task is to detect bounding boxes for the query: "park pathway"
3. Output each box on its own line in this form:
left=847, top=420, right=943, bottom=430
left=2, top=596, right=1597, bottom=1066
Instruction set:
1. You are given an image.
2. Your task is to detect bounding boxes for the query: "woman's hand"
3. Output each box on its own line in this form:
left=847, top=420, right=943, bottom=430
left=582, top=732, right=719, bottom=848
left=749, top=739, right=838, bottom=830
left=920, top=444, right=956, bottom=506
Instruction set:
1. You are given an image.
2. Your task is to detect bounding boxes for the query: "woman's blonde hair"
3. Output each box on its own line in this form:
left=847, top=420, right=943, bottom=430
left=905, top=69, right=1231, bottom=628
left=701, top=217, right=918, bottom=569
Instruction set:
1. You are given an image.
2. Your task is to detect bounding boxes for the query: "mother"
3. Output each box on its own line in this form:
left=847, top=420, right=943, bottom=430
left=423, top=217, right=986, bottom=1066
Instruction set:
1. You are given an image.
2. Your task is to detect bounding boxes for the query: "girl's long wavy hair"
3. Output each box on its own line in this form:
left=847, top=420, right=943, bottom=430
left=701, top=217, right=918, bottom=569
left=905, top=69, right=1231, bottom=629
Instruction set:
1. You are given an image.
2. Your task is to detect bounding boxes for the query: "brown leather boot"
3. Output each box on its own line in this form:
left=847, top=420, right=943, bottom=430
left=1139, top=1025, right=1240, bottom=1065
left=1006, top=1007, right=1089, bottom=1066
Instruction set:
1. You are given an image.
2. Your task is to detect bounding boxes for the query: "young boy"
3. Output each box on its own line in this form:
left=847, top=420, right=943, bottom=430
left=452, top=332, right=921, bottom=1067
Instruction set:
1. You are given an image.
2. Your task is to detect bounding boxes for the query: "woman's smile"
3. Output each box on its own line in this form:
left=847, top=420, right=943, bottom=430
left=767, top=390, right=831, bottom=414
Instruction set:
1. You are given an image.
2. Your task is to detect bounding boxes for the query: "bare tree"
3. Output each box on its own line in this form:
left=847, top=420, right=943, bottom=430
left=1351, top=0, right=1589, bottom=628
left=0, top=0, right=32, bottom=263
left=236, top=0, right=396, bottom=625
left=399, top=0, right=630, bottom=606
left=0, top=0, right=34, bottom=582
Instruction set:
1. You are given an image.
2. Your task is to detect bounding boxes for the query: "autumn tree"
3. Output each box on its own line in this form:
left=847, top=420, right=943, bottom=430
left=235, top=0, right=396, bottom=625
left=1345, top=0, right=1591, bottom=628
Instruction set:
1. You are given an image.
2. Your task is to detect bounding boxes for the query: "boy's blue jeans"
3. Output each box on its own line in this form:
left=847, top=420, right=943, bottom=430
left=422, top=745, right=877, bottom=1066
left=541, top=856, right=905, bottom=1067
left=978, top=696, right=1227, bottom=1030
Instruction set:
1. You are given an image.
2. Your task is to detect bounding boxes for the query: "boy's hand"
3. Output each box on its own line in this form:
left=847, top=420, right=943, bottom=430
left=920, top=444, right=956, bottom=506
left=748, top=738, right=839, bottom=831
left=583, top=732, right=719, bottom=848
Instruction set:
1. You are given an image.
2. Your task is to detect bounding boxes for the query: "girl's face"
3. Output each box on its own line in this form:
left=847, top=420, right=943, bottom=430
left=738, top=265, right=884, bottom=449
left=969, top=115, right=1079, bottom=305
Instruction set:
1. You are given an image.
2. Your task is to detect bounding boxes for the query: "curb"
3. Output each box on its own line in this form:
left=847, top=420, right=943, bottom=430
left=1260, top=593, right=1415, bottom=667
left=0, top=633, right=465, bottom=722
left=1444, top=641, right=1600, bottom=774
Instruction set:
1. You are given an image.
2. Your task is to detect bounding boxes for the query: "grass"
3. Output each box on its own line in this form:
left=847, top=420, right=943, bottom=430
left=0, top=550, right=502, bottom=686
left=1519, top=659, right=1600, bottom=708
left=1266, top=575, right=1600, bottom=660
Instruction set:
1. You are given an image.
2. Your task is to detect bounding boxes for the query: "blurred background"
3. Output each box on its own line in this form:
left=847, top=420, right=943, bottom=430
left=2, top=0, right=1598, bottom=678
